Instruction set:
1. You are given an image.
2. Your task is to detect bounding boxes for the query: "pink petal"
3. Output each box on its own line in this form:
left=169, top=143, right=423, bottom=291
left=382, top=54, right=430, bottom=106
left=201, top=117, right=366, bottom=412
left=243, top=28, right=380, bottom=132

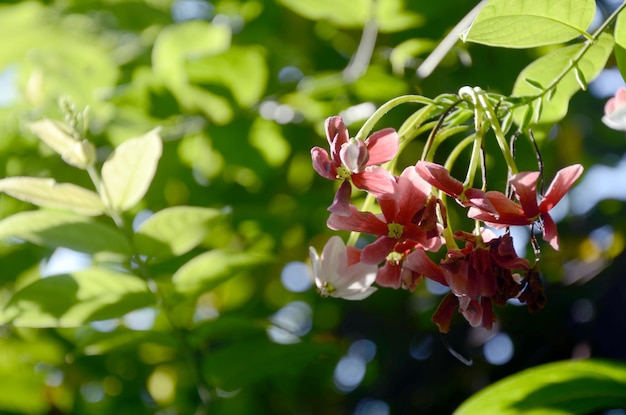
left=340, top=139, right=369, bottom=172
left=325, top=116, right=349, bottom=161
left=404, top=248, right=446, bottom=286
left=346, top=246, right=362, bottom=266
left=539, top=164, right=583, bottom=212
left=394, top=166, right=431, bottom=224
left=468, top=191, right=528, bottom=226
left=365, top=128, right=399, bottom=165
left=510, top=171, right=541, bottom=218
left=311, top=147, right=336, bottom=180
left=351, top=167, right=397, bottom=198
left=541, top=213, right=560, bottom=250
left=463, top=188, right=497, bottom=213
left=415, top=161, right=463, bottom=197
left=605, top=97, right=617, bottom=115
left=327, top=180, right=352, bottom=216
left=327, top=205, right=388, bottom=235
left=376, top=262, right=401, bottom=289
left=361, top=237, right=397, bottom=265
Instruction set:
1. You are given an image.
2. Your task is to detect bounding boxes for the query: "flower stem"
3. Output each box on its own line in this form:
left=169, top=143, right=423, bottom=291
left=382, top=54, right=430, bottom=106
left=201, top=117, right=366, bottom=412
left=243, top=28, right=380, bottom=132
left=355, top=95, right=434, bottom=141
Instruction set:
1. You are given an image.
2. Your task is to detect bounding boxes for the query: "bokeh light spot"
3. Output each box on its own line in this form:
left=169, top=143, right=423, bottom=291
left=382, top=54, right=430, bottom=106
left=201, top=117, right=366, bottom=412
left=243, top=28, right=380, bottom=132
left=281, top=261, right=313, bottom=292
left=483, top=332, right=514, bottom=365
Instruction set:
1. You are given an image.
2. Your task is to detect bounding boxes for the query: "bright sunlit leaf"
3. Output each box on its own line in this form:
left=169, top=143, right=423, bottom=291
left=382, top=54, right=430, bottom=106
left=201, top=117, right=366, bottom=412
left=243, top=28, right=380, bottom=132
left=0, top=268, right=154, bottom=328
left=455, top=359, right=626, bottom=414
left=277, top=0, right=422, bottom=32
left=134, top=206, right=227, bottom=259
left=101, top=128, right=162, bottom=212
left=512, top=33, right=613, bottom=126
left=29, top=119, right=96, bottom=169
left=462, top=0, right=595, bottom=48
left=173, top=250, right=269, bottom=296
left=0, top=210, right=132, bottom=255
left=614, top=8, right=626, bottom=81
left=186, top=46, right=269, bottom=109
left=0, top=177, right=104, bottom=216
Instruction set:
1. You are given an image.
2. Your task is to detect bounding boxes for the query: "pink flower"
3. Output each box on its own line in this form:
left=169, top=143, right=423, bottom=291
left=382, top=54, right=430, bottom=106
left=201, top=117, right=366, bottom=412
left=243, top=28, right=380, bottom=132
left=415, top=161, right=496, bottom=213
left=309, top=236, right=378, bottom=300
left=311, top=116, right=399, bottom=215
left=468, top=164, right=583, bottom=250
left=327, top=166, right=443, bottom=265
left=603, top=87, right=626, bottom=131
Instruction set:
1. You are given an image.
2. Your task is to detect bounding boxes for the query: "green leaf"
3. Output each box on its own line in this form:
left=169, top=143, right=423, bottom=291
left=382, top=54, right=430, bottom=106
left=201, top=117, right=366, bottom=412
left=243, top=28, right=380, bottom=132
left=0, top=268, right=154, bottom=328
left=462, top=0, right=596, bottom=48
left=454, top=359, right=626, bottom=415
left=134, top=206, right=227, bottom=259
left=186, top=45, right=268, bottom=109
left=152, top=20, right=231, bottom=83
left=512, top=33, right=613, bottom=126
left=152, top=20, right=234, bottom=123
left=0, top=177, right=104, bottom=216
left=248, top=118, right=291, bottom=168
left=101, top=128, right=162, bottom=212
left=173, top=250, right=269, bottom=296
left=202, top=339, right=338, bottom=390
left=0, top=210, right=132, bottom=255
left=614, top=8, right=626, bottom=81
left=524, top=78, right=544, bottom=90
left=28, top=119, right=96, bottom=169
left=75, top=328, right=178, bottom=356
left=276, top=0, right=422, bottom=32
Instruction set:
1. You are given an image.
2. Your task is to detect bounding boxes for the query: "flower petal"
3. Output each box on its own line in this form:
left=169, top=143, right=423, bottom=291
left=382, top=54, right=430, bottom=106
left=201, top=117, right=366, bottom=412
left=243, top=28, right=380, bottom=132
left=404, top=248, right=446, bottom=286
left=361, top=236, right=397, bottom=265
left=334, top=261, right=377, bottom=291
left=539, top=164, right=583, bottom=212
left=468, top=191, right=528, bottom=226
left=340, top=139, right=369, bottom=172
left=320, top=236, right=348, bottom=283
left=365, top=128, right=399, bottom=165
left=337, top=286, right=378, bottom=300
left=325, top=116, right=349, bottom=161
left=432, top=293, right=457, bottom=333
left=415, top=161, right=463, bottom=197
left=327, top=205, right=388, bottom=235
left=510, top=171, right=541, bottom=218
left=376, top=262, right=402, bottom=289
left=541, top=212, right=560, bottom=250
left=351, top=167, right=397, bottom=198
left=311, top=147, right=336, bottom=180
left=327, top=180, right=352, bottom=216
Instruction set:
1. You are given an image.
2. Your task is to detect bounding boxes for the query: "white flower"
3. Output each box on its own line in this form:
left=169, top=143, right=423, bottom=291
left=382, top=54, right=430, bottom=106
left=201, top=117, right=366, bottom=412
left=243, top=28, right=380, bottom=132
left=603, top=87, right=626, bottom=131
left=309, top=236, right=378, bottom=300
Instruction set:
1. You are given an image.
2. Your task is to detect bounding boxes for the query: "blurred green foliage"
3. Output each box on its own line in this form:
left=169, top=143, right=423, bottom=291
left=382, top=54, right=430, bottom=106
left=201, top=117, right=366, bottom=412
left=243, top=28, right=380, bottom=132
left=0, top=0, right=625, bottom=414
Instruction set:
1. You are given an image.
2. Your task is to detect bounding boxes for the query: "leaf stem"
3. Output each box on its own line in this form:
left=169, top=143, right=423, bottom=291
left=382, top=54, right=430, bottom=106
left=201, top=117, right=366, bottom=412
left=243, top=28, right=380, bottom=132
left=519, top=1, right=626, bottom=105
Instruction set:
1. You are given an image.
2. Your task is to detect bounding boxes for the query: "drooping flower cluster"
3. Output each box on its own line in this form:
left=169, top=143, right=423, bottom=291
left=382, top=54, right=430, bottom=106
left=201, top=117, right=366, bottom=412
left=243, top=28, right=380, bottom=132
left=308, top=113, right=583, bottom=332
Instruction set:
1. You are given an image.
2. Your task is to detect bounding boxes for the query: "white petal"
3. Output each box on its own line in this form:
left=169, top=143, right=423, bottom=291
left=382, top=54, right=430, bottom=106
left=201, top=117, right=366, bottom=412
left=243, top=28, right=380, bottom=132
left=320, top=236, right=348, bottom=283
left=334, top=287, right=377, bottom=300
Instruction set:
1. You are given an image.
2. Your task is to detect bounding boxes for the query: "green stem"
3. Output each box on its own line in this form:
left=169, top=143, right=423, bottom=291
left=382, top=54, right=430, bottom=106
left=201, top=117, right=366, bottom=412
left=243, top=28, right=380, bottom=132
left=519, top=2, right=626, bottom=106
left=475, top=88, right=519, bottom=175
left=355, top=95, right=434, bottom=141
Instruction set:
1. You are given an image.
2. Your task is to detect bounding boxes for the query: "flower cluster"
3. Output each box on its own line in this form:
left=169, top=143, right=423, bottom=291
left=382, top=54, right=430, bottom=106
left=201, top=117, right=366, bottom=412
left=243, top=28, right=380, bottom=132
left=309, top=115, right=583, bottom=332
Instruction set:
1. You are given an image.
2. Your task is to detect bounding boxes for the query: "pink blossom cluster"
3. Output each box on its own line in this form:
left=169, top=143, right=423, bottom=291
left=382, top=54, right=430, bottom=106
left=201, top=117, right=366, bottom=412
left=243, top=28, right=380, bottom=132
left=310, top=116, right=583, bottom=332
